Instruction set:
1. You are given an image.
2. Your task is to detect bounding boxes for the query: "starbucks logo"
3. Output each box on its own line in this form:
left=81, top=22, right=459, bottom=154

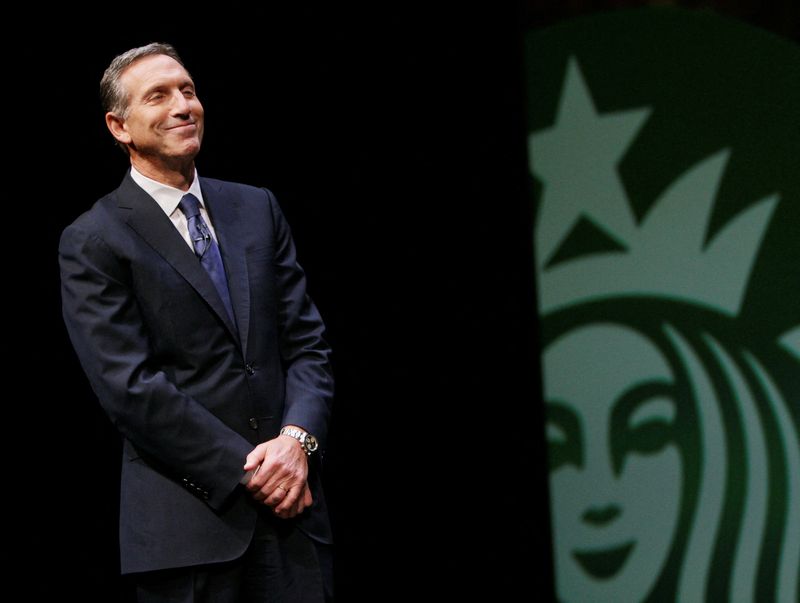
left=527, top=8, right=800, bottom=602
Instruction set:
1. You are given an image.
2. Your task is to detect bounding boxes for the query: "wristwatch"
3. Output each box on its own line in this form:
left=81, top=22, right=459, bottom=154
left=280, top=426, right=319, bottom=456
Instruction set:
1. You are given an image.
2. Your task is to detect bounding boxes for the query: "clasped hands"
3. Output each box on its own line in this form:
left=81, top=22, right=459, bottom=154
left=243, top=435, right=312, bottom=519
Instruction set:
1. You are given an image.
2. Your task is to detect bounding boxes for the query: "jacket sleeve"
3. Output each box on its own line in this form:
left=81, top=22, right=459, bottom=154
left=59, top=222, right=253, bottom=510
left=267, top=190, right=334, bottom=449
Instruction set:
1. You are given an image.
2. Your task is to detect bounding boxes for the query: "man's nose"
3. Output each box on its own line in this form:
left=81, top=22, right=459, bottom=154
left=170, top=91, right=192, bottom=116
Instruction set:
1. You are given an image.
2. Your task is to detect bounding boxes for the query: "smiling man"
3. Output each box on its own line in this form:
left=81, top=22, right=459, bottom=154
left=59, top=43, right=334, bottom=602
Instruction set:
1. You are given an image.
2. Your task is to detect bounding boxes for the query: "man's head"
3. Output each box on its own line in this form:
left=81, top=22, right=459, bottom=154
left=101, top=43, right=204, bottom=170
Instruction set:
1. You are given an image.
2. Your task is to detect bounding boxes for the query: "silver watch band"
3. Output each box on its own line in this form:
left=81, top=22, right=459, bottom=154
left=280, top=426, right=317, bottom=455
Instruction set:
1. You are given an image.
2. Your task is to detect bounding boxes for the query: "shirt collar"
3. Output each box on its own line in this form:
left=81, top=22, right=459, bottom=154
left=129, top=165, right=205, bottom=217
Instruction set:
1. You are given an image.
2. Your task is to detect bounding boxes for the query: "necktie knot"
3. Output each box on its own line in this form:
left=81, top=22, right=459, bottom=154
left=179, top=193, right=202, bottom=220
left=179, top=193, right=211, bottom=259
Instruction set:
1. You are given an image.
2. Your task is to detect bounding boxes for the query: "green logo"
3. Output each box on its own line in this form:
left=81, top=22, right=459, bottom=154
left=527, top=8, right=800, bottom=602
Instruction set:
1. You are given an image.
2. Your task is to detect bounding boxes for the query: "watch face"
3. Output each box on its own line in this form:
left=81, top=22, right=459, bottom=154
left=305, top=434, right=319, bottom=452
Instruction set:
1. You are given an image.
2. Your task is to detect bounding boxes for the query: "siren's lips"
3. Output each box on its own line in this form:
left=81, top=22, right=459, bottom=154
left=572, top=541, right=635, bottom=579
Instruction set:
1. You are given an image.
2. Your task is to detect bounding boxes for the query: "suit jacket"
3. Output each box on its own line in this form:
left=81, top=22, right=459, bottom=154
left=59, top=172, right=333, bottom=574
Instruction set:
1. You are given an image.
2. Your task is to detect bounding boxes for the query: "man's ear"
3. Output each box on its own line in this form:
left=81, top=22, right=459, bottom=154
left=106, top=112, right=132, bottom=145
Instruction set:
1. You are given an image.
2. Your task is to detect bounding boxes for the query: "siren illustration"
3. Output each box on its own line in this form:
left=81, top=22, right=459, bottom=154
left=530, top=58, right=800, bottom=603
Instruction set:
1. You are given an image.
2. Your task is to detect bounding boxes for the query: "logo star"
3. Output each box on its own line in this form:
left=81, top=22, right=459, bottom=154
left=529, top=58, right=650, bottom=268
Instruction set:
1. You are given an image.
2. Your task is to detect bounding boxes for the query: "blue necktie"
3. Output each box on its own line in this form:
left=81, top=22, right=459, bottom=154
left=178, top=193, right=237, bottom=328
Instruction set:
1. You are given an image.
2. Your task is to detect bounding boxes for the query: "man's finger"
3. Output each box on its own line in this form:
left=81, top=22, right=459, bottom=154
left=243, top=443, right=267, bottom=471
left=275, top=483, right=311, bottom=518
left=273, top=484, right=301, bottom=514
left=247, top=465, right=272, bottom=491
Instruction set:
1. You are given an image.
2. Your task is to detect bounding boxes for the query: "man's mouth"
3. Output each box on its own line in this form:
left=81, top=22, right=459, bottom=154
left=572, top=541, right=635, bottom=579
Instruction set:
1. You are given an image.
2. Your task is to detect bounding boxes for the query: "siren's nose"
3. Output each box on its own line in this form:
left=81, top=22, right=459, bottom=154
left=582, top=504, right=621, bottom=527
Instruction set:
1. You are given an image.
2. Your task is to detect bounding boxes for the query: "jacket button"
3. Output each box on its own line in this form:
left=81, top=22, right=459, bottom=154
left=249, top=417, right=258, bottom=430
left=245, top=364, right=255, bottom=376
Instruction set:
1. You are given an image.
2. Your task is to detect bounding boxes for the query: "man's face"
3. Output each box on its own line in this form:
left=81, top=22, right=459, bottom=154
left=114, top=54, right=204, bottom=163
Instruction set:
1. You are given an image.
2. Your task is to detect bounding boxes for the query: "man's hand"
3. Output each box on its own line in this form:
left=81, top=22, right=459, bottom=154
left=243, top=432, right=313, bottom=518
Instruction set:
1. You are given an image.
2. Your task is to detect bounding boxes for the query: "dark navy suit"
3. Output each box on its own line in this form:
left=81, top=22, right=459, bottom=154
left=59, top=172, right=333, bottom=576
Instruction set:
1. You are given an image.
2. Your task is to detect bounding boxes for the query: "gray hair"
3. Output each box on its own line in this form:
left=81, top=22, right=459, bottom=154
left=100, top=42, right=185, bottom=117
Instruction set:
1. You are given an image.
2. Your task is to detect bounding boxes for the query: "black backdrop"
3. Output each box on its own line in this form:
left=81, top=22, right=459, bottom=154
left=14, top=3, right=548, bottom=601
left=10, top=1, right=796, bottom=600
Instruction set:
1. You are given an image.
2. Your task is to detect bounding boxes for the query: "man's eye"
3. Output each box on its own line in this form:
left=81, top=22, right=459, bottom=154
left=183, top=90, right=195, bottom=98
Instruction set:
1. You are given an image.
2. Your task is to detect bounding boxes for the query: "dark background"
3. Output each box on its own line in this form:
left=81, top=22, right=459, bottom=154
left=10, top=1, right=797, bottom=600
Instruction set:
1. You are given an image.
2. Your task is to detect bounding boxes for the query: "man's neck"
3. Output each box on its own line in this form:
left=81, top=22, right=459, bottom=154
left=130, top=155, right=196, bottom=191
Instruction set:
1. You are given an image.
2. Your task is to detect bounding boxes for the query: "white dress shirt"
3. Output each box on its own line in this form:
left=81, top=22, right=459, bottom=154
left=129, top=166, right=220, bottom=247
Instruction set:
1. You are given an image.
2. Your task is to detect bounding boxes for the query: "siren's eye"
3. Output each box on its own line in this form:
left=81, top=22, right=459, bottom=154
left=546, top=401, right=583, bottom=471
left=610, top=380, right=677, bottom=473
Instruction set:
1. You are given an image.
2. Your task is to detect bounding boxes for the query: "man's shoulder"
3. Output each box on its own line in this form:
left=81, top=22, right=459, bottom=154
left=62, top=188, right=123, bottom=234
left=59, top=171, right=144, bottom=254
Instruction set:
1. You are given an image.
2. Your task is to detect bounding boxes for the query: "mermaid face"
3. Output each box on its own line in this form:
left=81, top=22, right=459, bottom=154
left=544, top=324, right=682, bottom=603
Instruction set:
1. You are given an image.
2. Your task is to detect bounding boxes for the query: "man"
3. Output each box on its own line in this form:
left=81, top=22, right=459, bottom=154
left=59, top=43, right=334, bottom=602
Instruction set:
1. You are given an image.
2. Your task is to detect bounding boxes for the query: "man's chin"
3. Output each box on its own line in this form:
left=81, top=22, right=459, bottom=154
left=132, top=141, right=201, bottom=164
left=166, top=143, right=202, bottom=163
left=165, top=130, right=202, bottom=154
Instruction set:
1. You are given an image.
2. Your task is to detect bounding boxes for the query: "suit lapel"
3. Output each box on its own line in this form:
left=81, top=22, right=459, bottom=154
left=116, top=174, right=240, bottom=343
left=201, top=178, right=251, bottom=356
